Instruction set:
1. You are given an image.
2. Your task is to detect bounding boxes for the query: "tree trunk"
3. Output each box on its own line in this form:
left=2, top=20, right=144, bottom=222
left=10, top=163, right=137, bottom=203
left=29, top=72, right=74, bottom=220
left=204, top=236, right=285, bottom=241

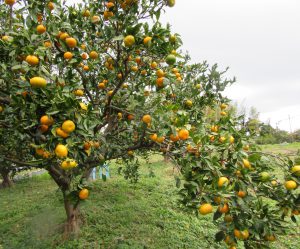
left=0, top=170, right=13, bottom=188
left=63, top=197, right=81, bottom=238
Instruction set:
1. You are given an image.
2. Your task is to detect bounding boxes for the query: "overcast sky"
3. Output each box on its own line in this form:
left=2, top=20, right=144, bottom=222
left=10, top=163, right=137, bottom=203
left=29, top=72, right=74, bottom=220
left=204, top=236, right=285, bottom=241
left=67, top=0, right=300, bottom=131
left=160, top=0, right=300, bottom=132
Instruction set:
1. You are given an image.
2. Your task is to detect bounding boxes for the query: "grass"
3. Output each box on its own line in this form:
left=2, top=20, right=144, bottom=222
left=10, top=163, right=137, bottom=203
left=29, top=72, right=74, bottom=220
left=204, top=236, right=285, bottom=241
left=0, top=154, right=299, bottom=249
left=260, top=142, right=300, bottom=156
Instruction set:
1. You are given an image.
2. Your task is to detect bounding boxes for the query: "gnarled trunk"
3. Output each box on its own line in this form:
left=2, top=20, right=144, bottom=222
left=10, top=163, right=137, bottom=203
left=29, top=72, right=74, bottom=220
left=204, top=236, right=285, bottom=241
left=0, top=170, right=13, bottom=188
left=63, top=197, right=81, bottom=238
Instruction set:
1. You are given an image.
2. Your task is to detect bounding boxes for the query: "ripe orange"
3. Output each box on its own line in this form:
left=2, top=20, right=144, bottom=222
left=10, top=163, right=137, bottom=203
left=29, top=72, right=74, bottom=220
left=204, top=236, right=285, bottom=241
left=199, top=203, right=213, bottom=215
left=229, top=136, right=235, bottom=144
left=62, top=120, right=76, bottom=133
left=117, top=112, right=122, bottom=119
left=5, top=0, right=16, bottom=5
left=218, top=176, right=229, bottom=187
left=79, top=188, right=89, bottom=200
left=219, top=136, right=226, bottom=143
left=92, top=15, right=100, bottom=23
left=80, top=102, right=87, bottom=111
left=291, top=165, right=300, bottom=176
left=142, top=114, right=151, bottom=124
left=104, top=11, right=114, bottom=20
left=2, top=35, right=12, bottom=42
left=150, top=61, right=157, bottom=69
left=220, top=103, right=228, bottom=110
left=61, top=159, right=77, bottom=170
left=83, top=65, right=89, bottom=71
left=89, top=51, right=98, bottom=59
left=107, top=90, right=114, bottom=96
left=284, top=180, right=297, bottom=190
left=59, top=32, right=69, bottom=40
left=156, top=69, right=165, bottom=78
left=106, top=2, right=115, bottom=8
left=83, top=142, right=91, bottom=150
left=40, top=115, right=54, bottom=126
left=124, top=35, right=135, bottom=47
left=39, top=124, right=48, bottom=133
left=220, top=111, right=227, bottom=116
left=98, top=82, right=105, bottom=89
left=234, top=229, right=249, bottom=240
left=156, top=77, right=164, bottom=88
left=64, top=51, right=73, bottom=60
left=65, top=37, right=77, bottom=48
left=30, top=77, right=47, bottom=88
left=25, top=55, right=39, bottom=66
left=48, top=2, right=54, bottom=10
left=81, top=53, right=88, bottom=60
left=131, top=66, right=138, bottom=72
left=44, top=41, right=52, bottom=47
left=55, top=144, right=68, bottom=158
left=172, top=68, right=179, bottom=74
left=143, top=36, right=152, bottom=45
left=127, top=114, right=134, bottom=120
left=237, top=190, right=247, bottom=198
left=74, top=89, right=84, bottom=96
left=149, top=133, right=158, bottom=142
left=56, top=127, right=69, bottom=138
left=36, top=24, right=46, bottom=34
left=170, top=134, right=179, bottom=142
left=178, top=129, right=189, bottom=140
left=211, top=125, right=218, bottom=133
left=156, top=137, right=165, bottom=143
left=242, top=159, right=251, bottom=169
left=218, top=203, right=229, bottom=213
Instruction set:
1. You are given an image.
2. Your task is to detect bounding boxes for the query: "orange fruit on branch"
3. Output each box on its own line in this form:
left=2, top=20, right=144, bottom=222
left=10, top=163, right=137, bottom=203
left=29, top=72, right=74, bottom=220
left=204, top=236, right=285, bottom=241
left=65, top=37, right=77, bottom=48
left=142, top=114, right=151, bottom=124
left=89, top=51, right=98, bottom=59
left=5, top=0, right=16, bottom=5
left=36, top=24, right=46, bottom=34
left=199, top=203, right=213, bottom=215
left=124, top=35, right=135, bottom=47
left=284, top=180, right=297, bottom=190
left=30, top=77, right=47, bottom=88
left=55, top=144, right=68, bottom=158
left=64, top=52, right=73, bottom=60
left=79, top=188, right=89, bottom=200
left=56, top=127, right=69, bottom=138
left=40, top=115, right=54, bottom=126
left=62, top=120, right=75, bottom=133
left=178, top=129, right=189, bottom=140
left=25, top=55, right=39, bottom=66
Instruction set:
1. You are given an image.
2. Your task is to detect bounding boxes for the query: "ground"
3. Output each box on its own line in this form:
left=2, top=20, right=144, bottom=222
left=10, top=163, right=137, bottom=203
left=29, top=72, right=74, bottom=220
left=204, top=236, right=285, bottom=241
left=0, top=145, right=300, bottom=249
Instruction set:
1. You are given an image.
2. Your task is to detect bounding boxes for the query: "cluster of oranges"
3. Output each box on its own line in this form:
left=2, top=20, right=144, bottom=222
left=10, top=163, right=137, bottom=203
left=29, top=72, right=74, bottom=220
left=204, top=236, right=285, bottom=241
left=39, top=115, right=54, bottom=134
left=56, top=120, right=76, bottom=139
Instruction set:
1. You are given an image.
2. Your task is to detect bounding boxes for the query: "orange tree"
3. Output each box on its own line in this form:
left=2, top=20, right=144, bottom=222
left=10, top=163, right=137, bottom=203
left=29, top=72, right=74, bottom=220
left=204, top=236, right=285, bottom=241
left=0, top=0, right=299, bottom=247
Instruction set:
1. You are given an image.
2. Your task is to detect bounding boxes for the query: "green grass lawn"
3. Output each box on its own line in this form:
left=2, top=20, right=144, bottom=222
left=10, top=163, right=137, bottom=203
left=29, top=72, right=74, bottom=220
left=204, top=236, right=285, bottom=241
left=0, top=155, right=299, bottom=249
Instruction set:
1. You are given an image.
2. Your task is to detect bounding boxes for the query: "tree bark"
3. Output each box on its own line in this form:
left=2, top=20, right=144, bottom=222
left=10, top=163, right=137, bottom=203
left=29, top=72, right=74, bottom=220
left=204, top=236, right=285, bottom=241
left=63, top=196, right=81, bottom=238
left=0, top=170, right=13, bottom=188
